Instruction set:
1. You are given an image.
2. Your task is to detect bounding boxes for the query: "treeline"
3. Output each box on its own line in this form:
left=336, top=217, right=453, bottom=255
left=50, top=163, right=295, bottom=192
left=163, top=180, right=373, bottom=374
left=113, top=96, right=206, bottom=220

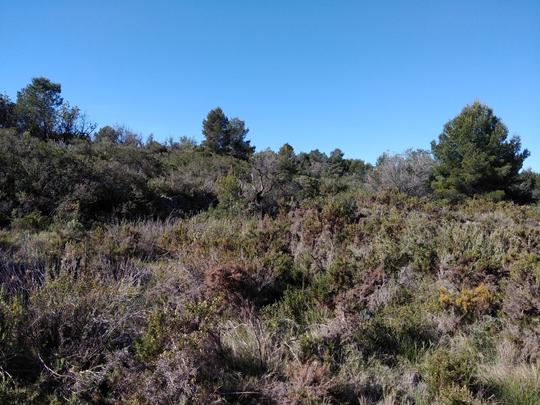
left=0, top=77, right=539, bottom=229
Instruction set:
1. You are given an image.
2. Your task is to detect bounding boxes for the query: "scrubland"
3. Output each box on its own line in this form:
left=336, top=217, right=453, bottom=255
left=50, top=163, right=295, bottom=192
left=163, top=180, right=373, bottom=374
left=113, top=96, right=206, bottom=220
left=1, top=193, right=539, bottom=404
left=1, top=80, right=539, bottom=403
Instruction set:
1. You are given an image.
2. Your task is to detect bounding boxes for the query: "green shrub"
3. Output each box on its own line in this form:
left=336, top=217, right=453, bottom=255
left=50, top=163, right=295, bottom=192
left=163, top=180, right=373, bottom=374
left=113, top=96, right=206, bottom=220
left=216, top=170, right=246, bottom=212
left=422, top=341, right=478, bottom=400
left=134, top=310, right=168, bottom=362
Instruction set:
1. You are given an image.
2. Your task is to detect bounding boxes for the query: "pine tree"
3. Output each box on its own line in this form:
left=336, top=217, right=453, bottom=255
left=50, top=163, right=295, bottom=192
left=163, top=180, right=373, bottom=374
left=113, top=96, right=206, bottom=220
left=201, top=108, right=254, bottom=160
left=15, top=77, right=63, bottom=139
left=0, top=94, right=16, bottom=128
left=431, top=101, right=529, bottom=202
left=202, top=107, right=229, bottom=154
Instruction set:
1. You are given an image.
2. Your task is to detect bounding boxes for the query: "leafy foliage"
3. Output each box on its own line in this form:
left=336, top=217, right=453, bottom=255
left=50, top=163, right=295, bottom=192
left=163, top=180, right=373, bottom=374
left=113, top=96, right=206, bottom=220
left=14, top=77, right=95, bottom=141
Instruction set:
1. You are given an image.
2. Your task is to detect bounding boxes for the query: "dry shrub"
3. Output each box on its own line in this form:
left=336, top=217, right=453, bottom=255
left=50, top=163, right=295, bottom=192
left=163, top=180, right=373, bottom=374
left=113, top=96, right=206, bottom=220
left=205, top=264, right=281, bottom=308
left=289, top=208, right=337, bottom=274
left=143, top=262, right=206, bottom=312
left=285, top=357, right=379, bottom=404
left=366, top=150, right=434, bottom=198
left=104, top=347, right=215, bottom=404
left=91, top=219, right=176, bottom=262
left=502, top=269, right=540, bottom=361
left=140, top=349, right=200, bottom=404
left=286, top=360, right=336, bottom=403
left=4, top=264, right=147, bottom=400
left=335, top=265, right=387, bottom=315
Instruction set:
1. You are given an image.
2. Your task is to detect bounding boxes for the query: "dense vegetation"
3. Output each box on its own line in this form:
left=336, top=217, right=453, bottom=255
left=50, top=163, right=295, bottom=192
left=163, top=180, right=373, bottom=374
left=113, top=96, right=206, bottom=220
left=0, top=78, right=539, bottom=404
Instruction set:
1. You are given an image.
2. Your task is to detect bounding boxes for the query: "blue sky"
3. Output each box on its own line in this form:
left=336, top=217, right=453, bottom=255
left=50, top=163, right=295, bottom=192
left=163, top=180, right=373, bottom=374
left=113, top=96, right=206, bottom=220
left=1, top=1, right=539, bottom=169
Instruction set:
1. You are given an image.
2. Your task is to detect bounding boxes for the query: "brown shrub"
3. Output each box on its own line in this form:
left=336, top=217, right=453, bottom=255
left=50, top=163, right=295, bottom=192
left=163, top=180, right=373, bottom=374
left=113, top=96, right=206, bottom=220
left=502, top=275, right=540, bottom=361
left=286, top=360, right=336, bottom=403
left=335, top=265, right=387, bottom=315
left=205, top=265, right=281, bottom=308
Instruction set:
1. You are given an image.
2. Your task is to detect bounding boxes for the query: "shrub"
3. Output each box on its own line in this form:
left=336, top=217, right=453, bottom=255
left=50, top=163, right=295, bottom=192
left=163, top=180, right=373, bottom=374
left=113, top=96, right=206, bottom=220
left=139, top=349, right=200, bottom=403
left=422, top=339, right=478, bottom=400
left=502, top=259, right=540, bottom=361
left=400, top=212, right=438, bottom=272
left=367, top=149, right=434, bottom=197
left=216, top=170, right=246, bottom=212
left=0, top=154, right=538, bottom=402
left=205, top=264, right=283, bottom=308
left=439, top=283, right=494, bottom=316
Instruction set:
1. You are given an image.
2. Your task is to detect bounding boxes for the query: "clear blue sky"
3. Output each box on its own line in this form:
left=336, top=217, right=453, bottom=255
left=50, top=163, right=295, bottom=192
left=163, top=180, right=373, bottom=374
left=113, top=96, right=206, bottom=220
left=2, top=0, right=539, bottom=169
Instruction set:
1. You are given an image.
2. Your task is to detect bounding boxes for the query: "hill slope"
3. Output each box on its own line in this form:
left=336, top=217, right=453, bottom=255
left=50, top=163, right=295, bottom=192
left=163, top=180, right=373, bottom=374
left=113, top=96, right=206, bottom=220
left=1, top=192, right=539, bottom=403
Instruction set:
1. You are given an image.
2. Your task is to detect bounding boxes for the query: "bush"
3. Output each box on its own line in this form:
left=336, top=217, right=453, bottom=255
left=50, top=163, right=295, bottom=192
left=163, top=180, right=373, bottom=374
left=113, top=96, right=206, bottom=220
left=367, top=149, right=434, bottom=197
left=422, top=340, right=478, bottom=400
left=439, top=283, right=494, bottom=316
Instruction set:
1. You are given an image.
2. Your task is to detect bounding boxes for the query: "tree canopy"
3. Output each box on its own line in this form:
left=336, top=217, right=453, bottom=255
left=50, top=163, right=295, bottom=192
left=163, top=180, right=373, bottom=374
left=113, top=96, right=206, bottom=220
left=202, top=107, right=254, bottom=160
left=431, top=101, right=529, bottom=202
left=14, top=77, right=94, bottom=141
left=0, top=77, right=537, bottom=216
left=0, top=94, right=16, bottom=128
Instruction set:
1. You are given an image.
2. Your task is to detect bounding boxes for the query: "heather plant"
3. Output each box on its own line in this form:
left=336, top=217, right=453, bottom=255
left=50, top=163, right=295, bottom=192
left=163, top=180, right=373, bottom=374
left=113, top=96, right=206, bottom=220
left=399, top=212, right=438, bottom=272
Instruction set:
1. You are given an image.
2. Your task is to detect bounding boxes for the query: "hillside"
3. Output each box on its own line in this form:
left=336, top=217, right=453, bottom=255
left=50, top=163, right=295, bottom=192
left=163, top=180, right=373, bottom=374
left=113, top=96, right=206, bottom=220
left=0, top=191, right=539, bottom=403
left=0, top=79, right=540, bottom=403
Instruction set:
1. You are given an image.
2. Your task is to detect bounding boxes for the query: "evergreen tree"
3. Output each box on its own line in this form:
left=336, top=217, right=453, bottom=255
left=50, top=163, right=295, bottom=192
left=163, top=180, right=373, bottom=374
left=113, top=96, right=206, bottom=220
left=15, top=77, right=63, bottom=139
left=226, top=117, right=254, bottom=159
left=14, top=77, right=93, bottom=141
left=277, top=143, right=297, bottom=176
left=201, top=107, right=254, bottom=160
left=0, top=94, right=16, bottom=128
left=94, top=126, right=121, bottom=144
left=327, top=148, right=346, bottom=177
left=202, top=107, right=228, bottom=153
left=431, top=101, right=529, bottom=202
